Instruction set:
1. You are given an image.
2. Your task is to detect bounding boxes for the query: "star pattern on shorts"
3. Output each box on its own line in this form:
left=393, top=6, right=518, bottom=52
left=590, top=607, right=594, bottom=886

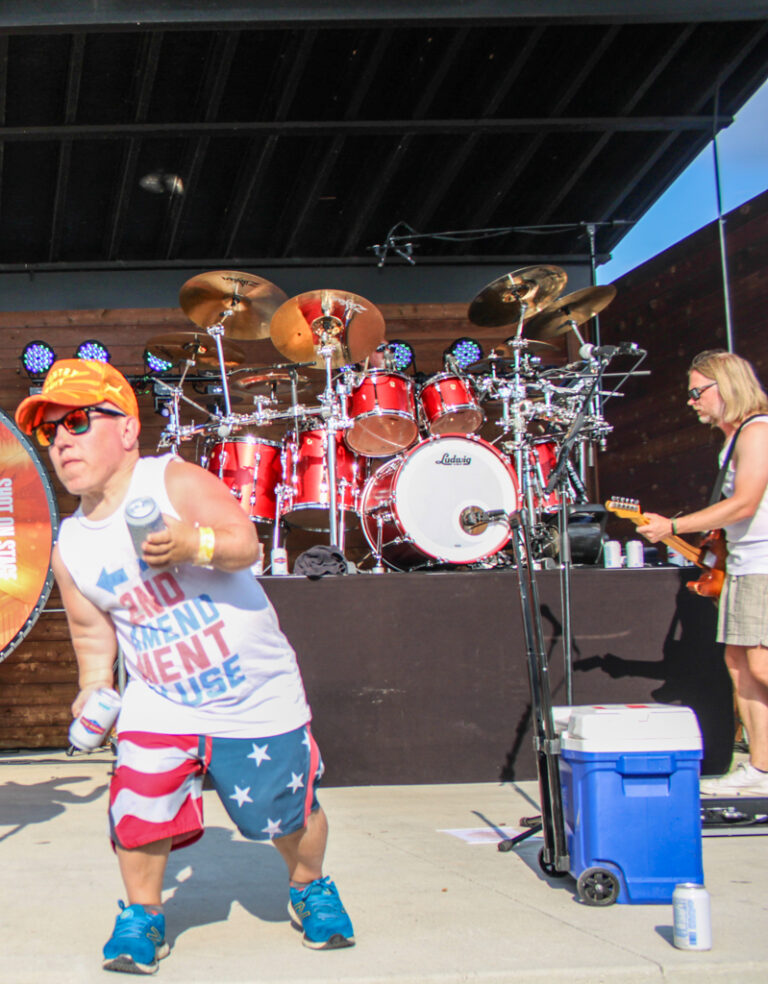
left=229, top=785, right=253, bottom=807
left=261, top=817, right=283, bottom=838
left=286, top=771, right=305, bottom=793
left=247, top=742, right=271, bottom=767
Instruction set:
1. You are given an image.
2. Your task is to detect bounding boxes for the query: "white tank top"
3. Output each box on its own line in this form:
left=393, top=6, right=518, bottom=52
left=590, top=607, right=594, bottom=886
left=56, top=454, right=310, bottom=737
left=720, top=415, right=768, bottom=575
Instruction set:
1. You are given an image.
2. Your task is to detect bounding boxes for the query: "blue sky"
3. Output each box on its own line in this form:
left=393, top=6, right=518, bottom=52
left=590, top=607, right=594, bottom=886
left=598, top=78, right=768, bottom=283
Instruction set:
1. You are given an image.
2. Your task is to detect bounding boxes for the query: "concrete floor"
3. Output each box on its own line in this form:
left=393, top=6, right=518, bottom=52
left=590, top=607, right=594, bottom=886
left=1, top=748, right=767, bottom=984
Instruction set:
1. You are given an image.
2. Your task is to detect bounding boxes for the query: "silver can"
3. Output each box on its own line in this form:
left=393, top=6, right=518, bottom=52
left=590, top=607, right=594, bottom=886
left=68, top=687, right=122, bottom=752
left=672, top=883, right=712, bottom=950
left=603, top=540, right=623, bottom=568
left=625, top=539, right=645, bottom=568
left=125, top=496, right=166, bottom=555
left=271, top=547, right=289, bottom=575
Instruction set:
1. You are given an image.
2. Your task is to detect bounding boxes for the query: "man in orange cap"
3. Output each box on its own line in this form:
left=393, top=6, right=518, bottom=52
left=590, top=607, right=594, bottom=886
left=16, top=360, right=354, bottom=974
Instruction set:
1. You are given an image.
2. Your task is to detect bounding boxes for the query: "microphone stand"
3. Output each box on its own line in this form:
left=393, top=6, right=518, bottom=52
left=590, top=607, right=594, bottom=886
left=542, top=361, right=605, bottom=706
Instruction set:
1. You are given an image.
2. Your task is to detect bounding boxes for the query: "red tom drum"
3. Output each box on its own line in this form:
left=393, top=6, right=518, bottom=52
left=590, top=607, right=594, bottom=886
left=419, top=372, right=483, bottom=435
left=204, top=437, right=282, bottom=524
left=345, top=369, right=418, bottom=457
left=281, top=427, right=365, bottom=531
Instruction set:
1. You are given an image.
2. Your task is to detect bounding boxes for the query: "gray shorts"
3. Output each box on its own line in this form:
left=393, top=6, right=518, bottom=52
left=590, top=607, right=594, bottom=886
left=717, top=573, right=768, bottom=647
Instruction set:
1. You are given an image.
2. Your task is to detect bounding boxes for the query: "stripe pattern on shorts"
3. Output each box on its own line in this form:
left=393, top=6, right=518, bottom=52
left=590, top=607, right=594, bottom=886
left=110, top=732, right=204, bottom=851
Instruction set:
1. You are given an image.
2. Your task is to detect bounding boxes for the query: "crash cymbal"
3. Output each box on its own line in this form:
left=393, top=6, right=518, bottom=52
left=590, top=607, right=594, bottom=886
left=468, top=265, right=567, bottom=328
left=270, top=289, right=386, bottom=370
left=179, top=270, right=288, bottom=340
left=465, top=340, right=558, bottom=373
left=144, top=331, right=246, bottom=369
left=525, top=284, right=617, bottom=340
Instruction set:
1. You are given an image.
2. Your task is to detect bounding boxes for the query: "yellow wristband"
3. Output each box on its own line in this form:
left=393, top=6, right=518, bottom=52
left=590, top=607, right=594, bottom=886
left=195, top=526, right=215, bottom=565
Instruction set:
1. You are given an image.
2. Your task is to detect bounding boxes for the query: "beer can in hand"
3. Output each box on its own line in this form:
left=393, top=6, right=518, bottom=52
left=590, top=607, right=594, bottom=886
left=672, top=883, right=712, bottom=950
left=125, top=497, right=166, bottom=555
left=68, top=687, right=122, bottom=752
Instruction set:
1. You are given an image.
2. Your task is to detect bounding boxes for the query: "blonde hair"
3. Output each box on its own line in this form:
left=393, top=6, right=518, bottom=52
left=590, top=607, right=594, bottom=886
left=689, top=349, right=768, bottom=423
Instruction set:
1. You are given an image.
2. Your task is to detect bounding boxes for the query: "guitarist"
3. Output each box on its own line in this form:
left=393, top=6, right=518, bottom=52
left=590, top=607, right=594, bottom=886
left=638, top=350, right=768, bottom=797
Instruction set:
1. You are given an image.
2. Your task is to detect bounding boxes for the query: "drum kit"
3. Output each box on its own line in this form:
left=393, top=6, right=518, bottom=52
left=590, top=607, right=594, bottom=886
left=139, top=266, right=641, bottom=573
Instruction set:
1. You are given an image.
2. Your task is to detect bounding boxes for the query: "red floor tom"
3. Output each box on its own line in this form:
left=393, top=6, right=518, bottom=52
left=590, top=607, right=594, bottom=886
left=419, top=372, right=483, bottom=436
left=282, top=427, right=365, bottom=531
left=360, top=434, right=519, bottom=569
left=204, top=436, right=282, bottom=523
left=345, top=369, right=418, bottom=457
left=529, top=438, right=574, bottom=513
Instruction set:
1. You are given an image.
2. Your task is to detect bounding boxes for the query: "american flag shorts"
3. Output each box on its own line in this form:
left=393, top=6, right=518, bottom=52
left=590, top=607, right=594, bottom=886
left=109, top=725, right=323, bottom=850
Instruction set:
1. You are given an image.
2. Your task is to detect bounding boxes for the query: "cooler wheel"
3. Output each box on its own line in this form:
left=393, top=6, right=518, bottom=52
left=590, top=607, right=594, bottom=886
left=576, top=867, right=620, bottom=906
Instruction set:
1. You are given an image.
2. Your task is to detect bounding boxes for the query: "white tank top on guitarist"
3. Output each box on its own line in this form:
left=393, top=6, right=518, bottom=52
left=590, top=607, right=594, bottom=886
left=721, top=414, right=768, bottom=575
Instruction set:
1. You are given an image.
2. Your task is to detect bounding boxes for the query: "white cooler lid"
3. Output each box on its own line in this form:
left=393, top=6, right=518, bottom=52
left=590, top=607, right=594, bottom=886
left=558, top=703, right=703, bottom=753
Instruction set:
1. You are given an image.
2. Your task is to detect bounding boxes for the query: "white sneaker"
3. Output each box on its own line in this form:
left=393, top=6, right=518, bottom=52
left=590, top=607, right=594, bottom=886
left=700, top=762, right=768, bottom=797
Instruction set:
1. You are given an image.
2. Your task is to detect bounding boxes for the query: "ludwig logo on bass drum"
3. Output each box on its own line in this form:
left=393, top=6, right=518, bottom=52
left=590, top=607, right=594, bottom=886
left=435, top=453, right=471, bottom=465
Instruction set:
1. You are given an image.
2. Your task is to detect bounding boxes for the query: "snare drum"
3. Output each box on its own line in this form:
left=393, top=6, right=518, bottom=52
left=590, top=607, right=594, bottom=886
left=345, top=369, right=418, bottom=457
left=281, top=427, right=365, bottom=531
left=360, top=434, right=519, bottom=569
left=204, top=436, right=282, bottom=523
left=419, top=372, right=483, bottom=436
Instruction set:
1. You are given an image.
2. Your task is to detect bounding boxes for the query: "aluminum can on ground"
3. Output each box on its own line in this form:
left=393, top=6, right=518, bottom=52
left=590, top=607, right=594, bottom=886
left=68, top=687, right=122, bottom=752
left=125, top=496, right=166, bottom=555
left=672, top=883, right=712, bottom=950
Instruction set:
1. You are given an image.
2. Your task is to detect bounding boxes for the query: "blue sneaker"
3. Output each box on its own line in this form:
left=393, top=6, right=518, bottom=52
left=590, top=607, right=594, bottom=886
left=102, top=901, right=170, bottom=974
left=288, top=876, right=355, bottom=949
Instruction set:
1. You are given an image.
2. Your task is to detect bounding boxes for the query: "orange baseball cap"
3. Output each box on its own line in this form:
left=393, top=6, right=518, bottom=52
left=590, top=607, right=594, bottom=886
left=15, top=359, right=140, bottom=435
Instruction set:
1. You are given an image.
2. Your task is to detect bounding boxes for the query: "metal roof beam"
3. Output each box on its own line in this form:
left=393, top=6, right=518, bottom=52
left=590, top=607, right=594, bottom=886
left=1, top=1, right=767, bottom=32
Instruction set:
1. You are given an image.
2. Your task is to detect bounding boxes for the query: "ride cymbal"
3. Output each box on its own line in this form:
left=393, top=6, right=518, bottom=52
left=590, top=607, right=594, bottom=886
left=465, top=339, right=558, bottom=373
left=229, top=371, right=313, bottom=404
left=144, top=331, right=245, bottom=369
left=468, top=265, right=567, bottom=328
left=525, top=284, right=617, bottom=340
left=179, top=270, right=288, bottom=340
left=270, top=289, right=386, bottom=369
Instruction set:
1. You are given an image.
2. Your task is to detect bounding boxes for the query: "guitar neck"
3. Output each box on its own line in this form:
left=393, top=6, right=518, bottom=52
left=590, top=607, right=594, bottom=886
left=620, top=512, right=702, bottom=565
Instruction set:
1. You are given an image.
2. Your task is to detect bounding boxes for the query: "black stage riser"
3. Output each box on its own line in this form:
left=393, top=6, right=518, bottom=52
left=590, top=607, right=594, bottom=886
left=260, top=568, right=733, bottom=786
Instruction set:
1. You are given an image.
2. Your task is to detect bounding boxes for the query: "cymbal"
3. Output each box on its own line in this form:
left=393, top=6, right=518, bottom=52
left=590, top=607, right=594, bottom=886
left=144, top=331, right=246, bottom=369
left=179, top=270, right=288, bottom=340
left=465, top=340, right=558, bottom=373
left=525, top=284, right=617, bottom=340
left=270, top=289, right=386, bottom=370
left=230, top=371, right=313, bottom=404
left=468, top=265, right=567, bottom=328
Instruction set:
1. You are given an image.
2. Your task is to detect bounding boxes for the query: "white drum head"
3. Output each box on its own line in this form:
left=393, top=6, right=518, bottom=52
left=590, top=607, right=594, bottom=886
left=393, top=435, right=518, bottom=563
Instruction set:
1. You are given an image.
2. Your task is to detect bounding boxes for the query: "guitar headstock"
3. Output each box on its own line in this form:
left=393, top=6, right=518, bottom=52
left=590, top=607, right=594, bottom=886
left=605, top=496, right=643, bottom=520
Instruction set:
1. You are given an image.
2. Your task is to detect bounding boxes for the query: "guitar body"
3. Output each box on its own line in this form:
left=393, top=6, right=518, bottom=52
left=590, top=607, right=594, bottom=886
left=686, top=529, right=727, bottom=598
left=605, top=497, right=726, bottom=600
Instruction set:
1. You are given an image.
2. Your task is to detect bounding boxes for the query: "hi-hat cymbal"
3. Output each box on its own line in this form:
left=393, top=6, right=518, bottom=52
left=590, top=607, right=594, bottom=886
left=525, top=284, right=617, bottom=340
left=144, top=331, right=246, bottom=368
left=465, top=339, right=558, bottom=373
left=179, top=270, right=288, bottom=340
left=468, top=265, right=567, bottom=328
left=270, top=289, right=386, bottom=369
left=230, top=371, right=313, bottom=404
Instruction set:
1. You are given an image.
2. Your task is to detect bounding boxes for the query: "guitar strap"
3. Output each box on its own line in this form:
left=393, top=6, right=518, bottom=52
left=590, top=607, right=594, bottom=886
left=708, top=413, right=768, bottom=506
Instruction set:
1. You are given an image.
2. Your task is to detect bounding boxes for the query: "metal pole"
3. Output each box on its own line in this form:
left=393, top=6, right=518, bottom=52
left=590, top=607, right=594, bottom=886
left=712, top=86, right=734, bottom=352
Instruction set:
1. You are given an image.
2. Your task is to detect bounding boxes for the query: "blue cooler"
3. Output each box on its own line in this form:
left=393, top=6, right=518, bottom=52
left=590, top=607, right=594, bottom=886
left=558, top=704, right=703, bottom=904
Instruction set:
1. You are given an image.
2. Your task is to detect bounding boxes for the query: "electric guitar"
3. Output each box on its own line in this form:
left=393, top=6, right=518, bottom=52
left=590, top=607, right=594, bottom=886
left=605, top=497, right=726, bottom=598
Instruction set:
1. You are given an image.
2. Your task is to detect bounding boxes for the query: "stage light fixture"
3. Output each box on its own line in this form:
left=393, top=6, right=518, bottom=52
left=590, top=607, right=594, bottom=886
left=444, top=337, right=483, bottom=371
left=143, top=348, right=174, bottom=375
left=75, top=339, right=111, bottom=363
left=387, top=340, right=415, bottom=372
left=21, top=341, right=56, bottom=378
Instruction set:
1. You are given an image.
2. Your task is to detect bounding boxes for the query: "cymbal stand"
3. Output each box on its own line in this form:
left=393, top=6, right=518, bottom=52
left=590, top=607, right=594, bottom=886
left=205, top=311, right=238, bottom=435
left=313, top=316, right=345, bottom=548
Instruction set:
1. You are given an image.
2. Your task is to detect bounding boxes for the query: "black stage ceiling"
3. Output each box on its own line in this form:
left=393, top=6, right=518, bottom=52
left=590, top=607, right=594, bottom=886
left=0, top=2, right=767, bottom=274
